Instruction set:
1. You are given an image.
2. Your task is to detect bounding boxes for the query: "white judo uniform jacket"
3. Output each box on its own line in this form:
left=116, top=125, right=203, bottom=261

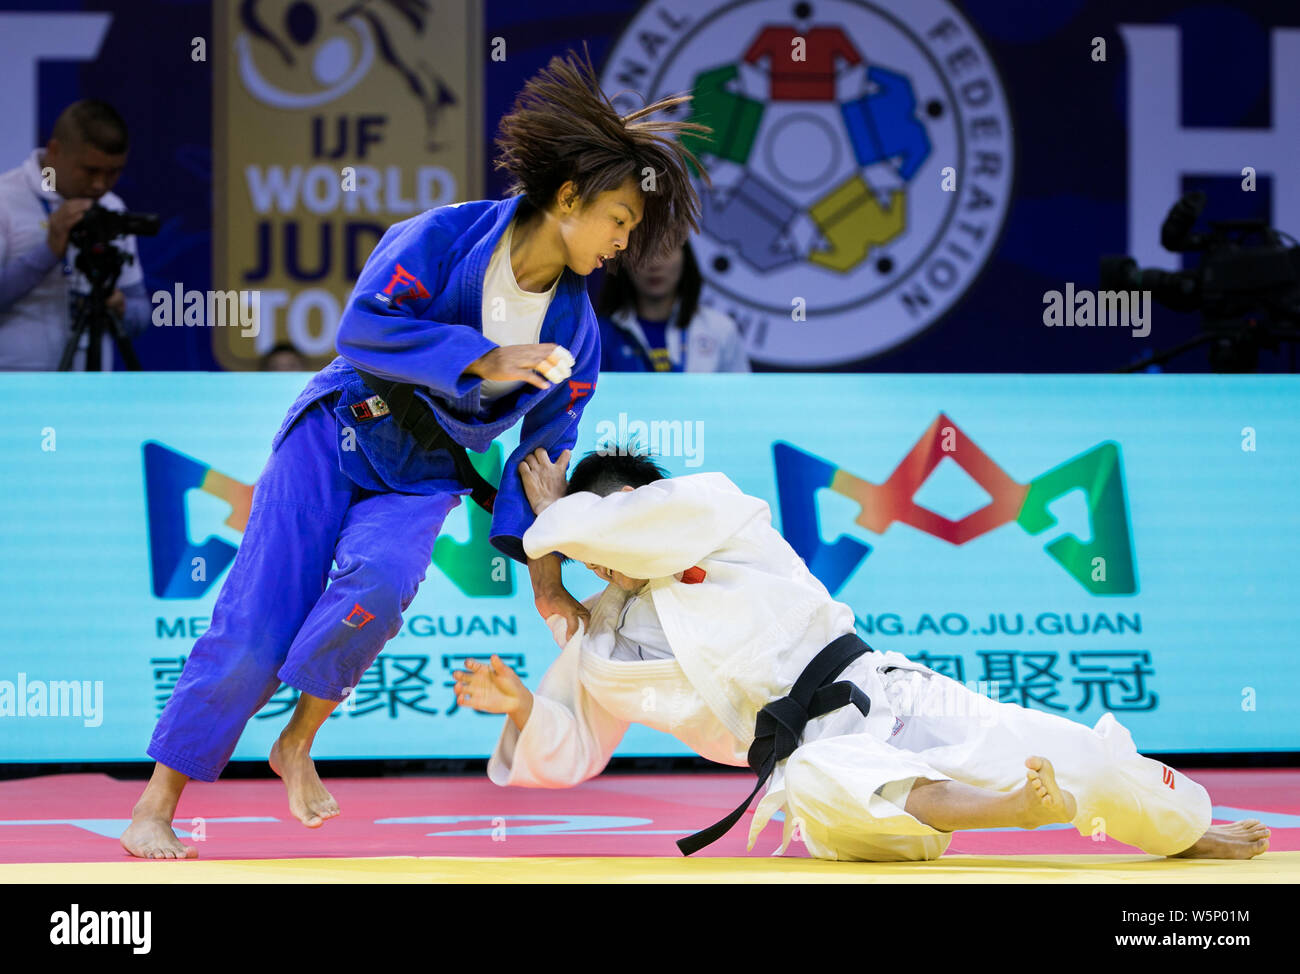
left=489, top=473, right=1212, bottom=861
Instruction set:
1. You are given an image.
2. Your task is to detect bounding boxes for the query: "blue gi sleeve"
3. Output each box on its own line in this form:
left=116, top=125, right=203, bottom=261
left=335, top=211, right=498, bottom=400
left=489, top=325, right=600, bottom=564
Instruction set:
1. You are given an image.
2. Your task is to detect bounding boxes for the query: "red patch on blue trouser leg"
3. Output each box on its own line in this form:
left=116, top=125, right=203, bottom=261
left=277, top=487, right=462, bottom=701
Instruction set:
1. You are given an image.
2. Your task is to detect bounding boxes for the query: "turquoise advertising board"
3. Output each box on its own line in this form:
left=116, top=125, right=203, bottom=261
left=0, top=374, right=1296, bottom=761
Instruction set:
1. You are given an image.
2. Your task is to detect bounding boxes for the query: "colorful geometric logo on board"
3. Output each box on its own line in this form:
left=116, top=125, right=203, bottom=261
left=430, top=443, right=513, bottom=598
left=773, top=414, right=1138, bottom=596
left=142, top=442, right=255, bottom=599
left=143, top=441, right=510, bottom=600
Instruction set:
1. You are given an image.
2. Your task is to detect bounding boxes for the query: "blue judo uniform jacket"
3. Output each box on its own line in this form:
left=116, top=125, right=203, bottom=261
left=272, top=194, right=600, bottom=564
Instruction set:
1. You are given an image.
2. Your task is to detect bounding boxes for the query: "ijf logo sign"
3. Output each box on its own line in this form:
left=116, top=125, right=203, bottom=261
left=603, top=0, right=1013, bottom=366
left=774, top=414, right=1138, bottom=596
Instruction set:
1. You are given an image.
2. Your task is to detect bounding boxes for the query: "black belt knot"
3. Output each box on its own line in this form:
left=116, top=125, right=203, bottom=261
left=677, top=632, right=873, bottom=856
left=352, top=368, right=497, bottom=514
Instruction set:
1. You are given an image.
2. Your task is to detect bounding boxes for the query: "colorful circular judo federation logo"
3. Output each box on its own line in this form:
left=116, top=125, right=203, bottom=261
left=603, top=0, right=1014, bottom=366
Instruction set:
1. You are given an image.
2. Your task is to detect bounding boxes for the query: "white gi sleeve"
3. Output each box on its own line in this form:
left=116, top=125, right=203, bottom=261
left=487, top=620, right=630, bottom=788
left=521, top=472, right=769, bottom=580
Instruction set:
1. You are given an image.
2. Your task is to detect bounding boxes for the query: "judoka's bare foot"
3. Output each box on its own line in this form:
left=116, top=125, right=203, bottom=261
left=1171, top=820, right=1270, bottom=859
left=120, top=811, right=197, bottom=860
left=1020, top=756, right=1077, bottom=828
left=121, top=765, right=196, bottom=859
left=269, top=735, right=339, bottom=828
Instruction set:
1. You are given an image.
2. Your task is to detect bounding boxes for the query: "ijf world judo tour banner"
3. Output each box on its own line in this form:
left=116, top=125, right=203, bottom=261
left=1, top=374, right=1298, bottom=763
left=211, top=0, right=484, bottom=370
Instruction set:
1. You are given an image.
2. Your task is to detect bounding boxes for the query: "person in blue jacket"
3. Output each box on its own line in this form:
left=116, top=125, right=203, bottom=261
left=122, top=48, right=710, bottom=859
left=596, top=239, right=750, bottom=372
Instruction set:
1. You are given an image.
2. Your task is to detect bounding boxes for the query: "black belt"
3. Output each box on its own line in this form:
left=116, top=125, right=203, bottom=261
left=677, top=632, right=874, bottom=856
left=352, top=368, right=497, bottom=514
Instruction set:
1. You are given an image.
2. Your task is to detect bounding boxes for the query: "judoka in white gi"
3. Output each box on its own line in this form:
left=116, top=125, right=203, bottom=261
left=454, top=449, right=1270, bottom=861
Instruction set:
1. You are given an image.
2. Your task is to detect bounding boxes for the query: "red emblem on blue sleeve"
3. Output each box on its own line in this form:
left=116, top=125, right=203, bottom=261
left=375, top=263, right=430, bottom=308
left=566, top=380, right=592, bottom=410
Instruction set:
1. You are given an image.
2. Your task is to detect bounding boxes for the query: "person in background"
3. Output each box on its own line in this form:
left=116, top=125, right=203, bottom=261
left=260, top=342, right=310, bottom=372
left=595, top=239, right=749, bottom=372
left=0, top=99, right=150, bottom=370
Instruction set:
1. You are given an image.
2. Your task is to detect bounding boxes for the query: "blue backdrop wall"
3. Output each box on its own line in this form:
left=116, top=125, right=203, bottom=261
left=1, top=0, right=1297, bottom=374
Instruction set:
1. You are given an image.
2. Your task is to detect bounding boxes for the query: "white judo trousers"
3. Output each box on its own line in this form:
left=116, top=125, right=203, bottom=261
left=497, top=473, right=1213, bottom=862
left=770, top=660, right=1213, bottom=861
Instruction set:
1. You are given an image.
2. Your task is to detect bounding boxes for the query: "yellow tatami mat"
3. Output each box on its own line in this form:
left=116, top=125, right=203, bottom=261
left=5, top=851, right=1296, bottom=884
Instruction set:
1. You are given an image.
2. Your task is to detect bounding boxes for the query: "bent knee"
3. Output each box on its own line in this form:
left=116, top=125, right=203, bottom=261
left=330, top=560, right=426, bottom=619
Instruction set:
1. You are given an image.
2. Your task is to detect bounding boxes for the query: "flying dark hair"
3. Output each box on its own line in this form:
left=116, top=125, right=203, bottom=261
left=493, top=42, right=712, bottom=269
left=566, top=446, right=669, bottom=498
left=50, top=99, right=129, bottom=155
left=596, top=238, right=702, bottom=331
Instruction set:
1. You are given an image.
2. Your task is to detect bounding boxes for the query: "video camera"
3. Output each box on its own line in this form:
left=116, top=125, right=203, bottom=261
left=1102, top=192, right=1300, bottom=371
left=68, top=203, right=161, bottom=250
left=60, top=203, right=161, bottom=371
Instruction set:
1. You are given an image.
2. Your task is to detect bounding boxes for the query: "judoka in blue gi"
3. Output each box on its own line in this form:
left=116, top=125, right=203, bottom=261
left=122, top=48, right=711, bottom=859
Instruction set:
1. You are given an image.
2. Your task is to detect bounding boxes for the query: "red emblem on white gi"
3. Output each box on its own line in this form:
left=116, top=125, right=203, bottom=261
left=679, top=566, right=706, bottom=584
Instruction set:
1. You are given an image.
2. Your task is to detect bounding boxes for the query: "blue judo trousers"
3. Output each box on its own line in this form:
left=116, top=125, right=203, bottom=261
left=149, top=195, right=600, bottom=781
left=148, top=397, right=461, bottom=781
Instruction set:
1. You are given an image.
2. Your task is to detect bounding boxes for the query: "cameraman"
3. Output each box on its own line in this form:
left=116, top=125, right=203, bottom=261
left=0, top=99, right=151, bottom=370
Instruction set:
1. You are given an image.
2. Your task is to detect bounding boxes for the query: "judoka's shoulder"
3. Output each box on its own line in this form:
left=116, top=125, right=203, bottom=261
left=676, top=471, right=742, bottom=492
left=538, top=472, right=758, bottom=514
left=431, top=197, right=499, bottom=228
left=381, top=198, right=499, bottom=250
left=628, top=472, right=771, bottom=521
left=655, top=471, right=753, bottom=501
